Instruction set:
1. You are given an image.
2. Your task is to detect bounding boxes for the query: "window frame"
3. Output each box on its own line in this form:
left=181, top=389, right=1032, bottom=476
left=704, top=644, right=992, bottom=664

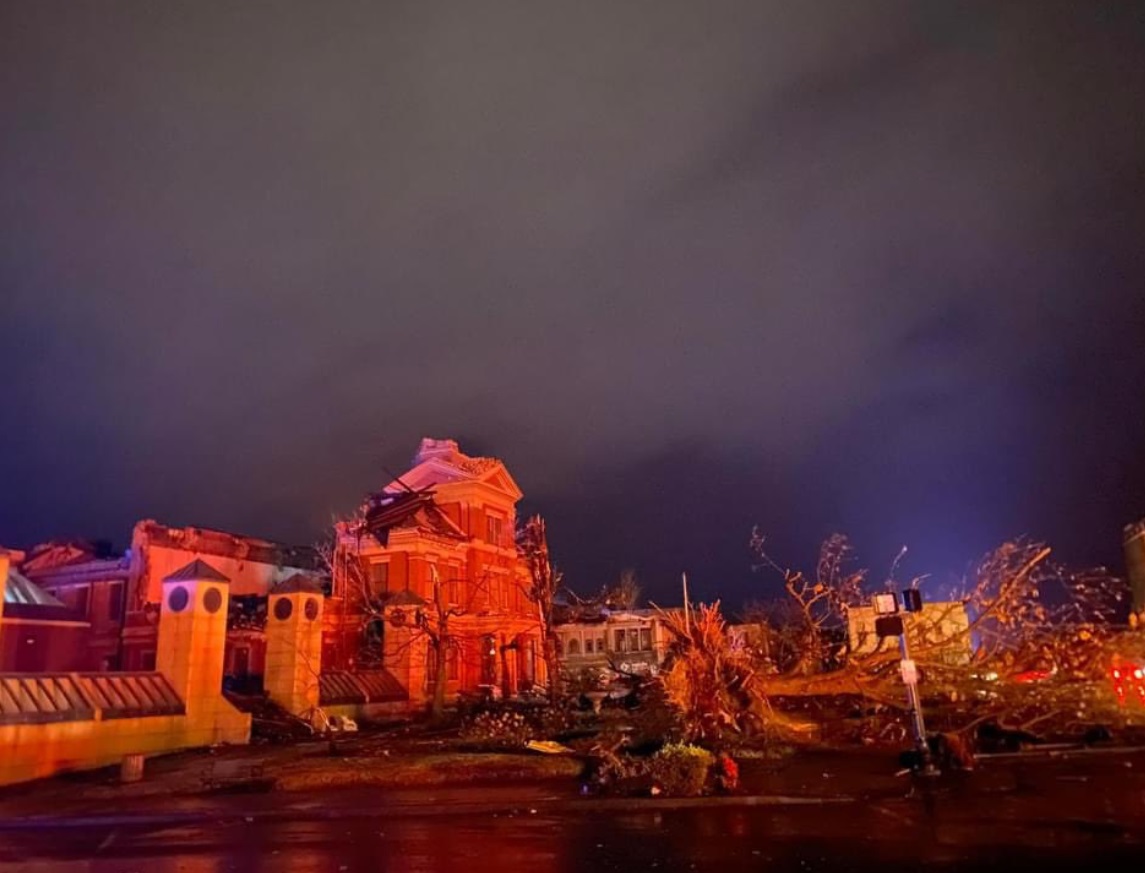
left=107, top=581, right=125, bottom=622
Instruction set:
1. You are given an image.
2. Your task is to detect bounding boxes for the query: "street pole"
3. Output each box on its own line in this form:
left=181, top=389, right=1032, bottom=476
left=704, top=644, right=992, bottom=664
left=898, top=625, right=938, bottom=776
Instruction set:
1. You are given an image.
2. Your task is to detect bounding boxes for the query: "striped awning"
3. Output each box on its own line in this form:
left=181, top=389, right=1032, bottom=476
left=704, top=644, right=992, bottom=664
left=0, top=672, right=185, bottom=725
left=319, top=670, right=408, bottom=705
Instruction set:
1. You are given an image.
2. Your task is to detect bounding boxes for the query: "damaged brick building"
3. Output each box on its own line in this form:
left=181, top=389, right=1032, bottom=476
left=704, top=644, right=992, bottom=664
left=327, top=438, right=547, bottom=708
left=4, top=438, right=546, bottom=714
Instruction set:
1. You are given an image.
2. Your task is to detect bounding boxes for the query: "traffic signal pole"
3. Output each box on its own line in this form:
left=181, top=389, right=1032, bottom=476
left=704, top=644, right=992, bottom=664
left=897, top=626, right=938, bottom=776
left=873, top=588, right=939, bottom=777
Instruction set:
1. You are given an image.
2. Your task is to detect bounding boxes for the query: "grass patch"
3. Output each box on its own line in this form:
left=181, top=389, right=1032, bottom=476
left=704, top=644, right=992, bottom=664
left=275, top=753, right=584, bottom=792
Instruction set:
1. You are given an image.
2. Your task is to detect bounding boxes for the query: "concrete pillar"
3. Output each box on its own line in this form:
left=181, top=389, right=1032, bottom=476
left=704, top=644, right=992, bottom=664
left=156, top=559, right=231, bottom=721
left=264, top=575, right=324, bottom=716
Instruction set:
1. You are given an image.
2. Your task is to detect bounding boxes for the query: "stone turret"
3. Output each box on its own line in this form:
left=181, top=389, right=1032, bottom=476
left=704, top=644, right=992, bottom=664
left=414, top=437, right=460, bottom=464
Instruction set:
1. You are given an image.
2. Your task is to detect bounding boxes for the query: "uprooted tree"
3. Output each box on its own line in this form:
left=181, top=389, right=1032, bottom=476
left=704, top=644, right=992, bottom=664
left=655, top=600, right=819, bottom=743
left=746, top=532, right=1133, bottom=734
left=644, top=533, right=1133, bottom=745
left=656, top=601, right=755, bottom=741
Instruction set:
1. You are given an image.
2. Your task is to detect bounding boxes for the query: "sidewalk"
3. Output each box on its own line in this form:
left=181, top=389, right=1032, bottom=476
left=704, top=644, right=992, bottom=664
left=3, top=746, right=1143, bottom=832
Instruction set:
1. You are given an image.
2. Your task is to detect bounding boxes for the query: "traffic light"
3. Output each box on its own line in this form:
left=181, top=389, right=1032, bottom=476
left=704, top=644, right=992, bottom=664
left=872, top=592, right=899, bottom=615
left=902, top=589, right=923, bottom=613
left=875, top=615, right=905, bottom=638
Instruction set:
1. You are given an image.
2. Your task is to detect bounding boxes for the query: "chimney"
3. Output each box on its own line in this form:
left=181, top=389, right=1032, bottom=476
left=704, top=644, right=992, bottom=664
left=414, top=438, right=459, bottom=465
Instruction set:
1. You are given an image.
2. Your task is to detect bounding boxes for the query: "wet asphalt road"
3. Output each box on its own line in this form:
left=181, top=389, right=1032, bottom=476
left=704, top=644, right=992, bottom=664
left=2, top=751, right=1144, bottom=872
left=2, top=796, right=1143, bottom=873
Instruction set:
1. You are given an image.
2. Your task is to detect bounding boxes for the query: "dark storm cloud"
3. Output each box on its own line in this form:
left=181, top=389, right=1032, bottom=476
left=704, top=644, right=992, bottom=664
left=2, top=2, right=1143, bottom=604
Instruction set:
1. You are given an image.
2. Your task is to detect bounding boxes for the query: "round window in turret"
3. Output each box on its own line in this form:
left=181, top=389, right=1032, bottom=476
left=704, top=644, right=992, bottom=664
left=168, top=586, right=189, bottom=613
left=203, top=587, right=223, bottom=614
left=274, top=597, right=294, bottom=621
left=304, top=597, right=319, bottom=621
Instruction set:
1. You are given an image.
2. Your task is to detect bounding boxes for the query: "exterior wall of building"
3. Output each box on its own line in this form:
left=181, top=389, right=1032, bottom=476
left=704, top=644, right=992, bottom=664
left=20, top=556, right=129, bottom=671
left=0, top=619, right=89, bottom=672
left=556, top=611, right=675, bottom=677
left=3, top=552, right=94, bottom=672
left=20, top=524, right=319, bottom=679
left=132, top=540, right=301, bottom=604
left=848, top=601, right=972, bottom=665
left=726, top=622, right=772, bottom=661
left=332, top=439, right=547, bottom=707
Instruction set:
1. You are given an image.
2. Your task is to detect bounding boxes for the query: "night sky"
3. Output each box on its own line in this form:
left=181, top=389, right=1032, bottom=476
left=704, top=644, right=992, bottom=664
left=3, top=3, right=1144, bottom=608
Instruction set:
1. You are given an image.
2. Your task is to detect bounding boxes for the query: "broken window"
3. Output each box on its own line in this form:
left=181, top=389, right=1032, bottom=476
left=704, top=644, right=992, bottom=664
left=362, top=618, right=384, bottom=667
left=107, top=577, right=124, bottom=618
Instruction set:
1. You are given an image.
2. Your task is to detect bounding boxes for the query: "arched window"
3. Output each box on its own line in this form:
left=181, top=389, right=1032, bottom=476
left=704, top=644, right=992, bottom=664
left=567, top=638, right=581, bottom=656
left=362, top=618, right=384, bottom=667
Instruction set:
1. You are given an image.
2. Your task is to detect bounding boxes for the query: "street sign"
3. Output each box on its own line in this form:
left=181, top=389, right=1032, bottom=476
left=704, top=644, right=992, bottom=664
left=902, top=589, right=923, bottom=613
left=900, top=658, right=919, bottom=685
left=873, top=592, right=899, bottom=615
left=875, top=615, right=904, bottom=638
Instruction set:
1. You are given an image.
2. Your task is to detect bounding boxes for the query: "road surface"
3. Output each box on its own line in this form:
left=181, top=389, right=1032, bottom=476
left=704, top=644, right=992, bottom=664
left=2, top=750, right=1143, bottom=872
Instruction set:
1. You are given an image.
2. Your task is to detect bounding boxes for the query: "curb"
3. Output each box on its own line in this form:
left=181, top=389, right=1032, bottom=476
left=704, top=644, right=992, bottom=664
left=0, top=793, right=856, bottom=831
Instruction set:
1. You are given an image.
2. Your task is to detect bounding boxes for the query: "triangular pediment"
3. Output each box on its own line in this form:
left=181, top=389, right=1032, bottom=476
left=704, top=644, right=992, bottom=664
left=480, top=464, right=523, bottom=500
left=379, top=440, right=524, bottom=502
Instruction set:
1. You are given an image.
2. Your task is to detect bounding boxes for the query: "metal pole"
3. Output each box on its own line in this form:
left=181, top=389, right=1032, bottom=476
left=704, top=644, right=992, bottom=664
left=898, top=627, right=938, bottom=776
left=682, top=573, right=691, bottom=634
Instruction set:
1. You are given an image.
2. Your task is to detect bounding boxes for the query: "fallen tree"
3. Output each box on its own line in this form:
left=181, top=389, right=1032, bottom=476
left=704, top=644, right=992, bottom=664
left=746, top=534, right=1135, bottom=738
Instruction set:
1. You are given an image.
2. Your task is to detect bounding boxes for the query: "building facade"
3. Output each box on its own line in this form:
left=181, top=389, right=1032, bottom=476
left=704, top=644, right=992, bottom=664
left=7, top=438, right=549, bottom=718
left=847, top=601, right=972, bottom=665
left=330, top=438, right=546, bottom=707
left=20, top=521, right=323, bottom=681
left=555, top=609, right=677, bottom=679
left=1, top=550, right=90, bottom=672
